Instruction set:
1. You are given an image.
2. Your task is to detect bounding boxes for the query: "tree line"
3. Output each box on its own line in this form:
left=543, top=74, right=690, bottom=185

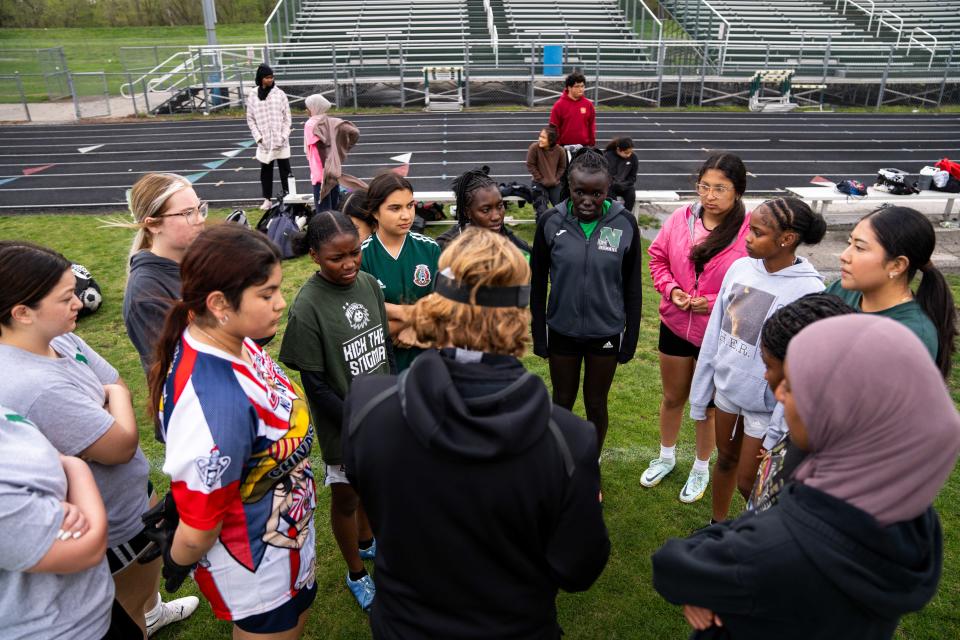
left=0, top=0, right=275, bottom=28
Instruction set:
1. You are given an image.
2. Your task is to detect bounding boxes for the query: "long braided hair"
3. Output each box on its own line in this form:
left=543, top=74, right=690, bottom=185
left=760, top=293, right=856, bottom=361
left=451, top=167, right=497, bottom=229
left=559, top=147, right=610, bottom=202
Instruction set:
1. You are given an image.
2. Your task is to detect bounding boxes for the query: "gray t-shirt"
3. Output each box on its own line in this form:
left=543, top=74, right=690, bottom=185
left=0, top=333, right=150, bottom=547
left=0, top=405, right=113, bottom=640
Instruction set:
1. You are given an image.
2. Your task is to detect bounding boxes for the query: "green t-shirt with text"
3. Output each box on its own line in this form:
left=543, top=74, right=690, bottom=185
left=279, top=271, right=390, bottom=464
left=360, top=232, right=441, bottom=370
left=825, top=280, right=938, bottom=360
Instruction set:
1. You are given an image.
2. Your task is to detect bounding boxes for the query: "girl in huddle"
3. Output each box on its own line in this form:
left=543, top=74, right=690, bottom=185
left=279, top=211, right=392, bottom=613
left=827, top=205, right=956, bottom=377
left=113, top=172, right=207, bottom=377
left=642, top=153, right=751, bottom=504
left=531, top=148, right=642, bottom=455
left=151, top=225, right=317, bottom=638
left=436, top=168, right=530, bottom=257
left=341, top=188, right=376, bottom=242
left=654, top=315, right=960, bottom=638
left=359, top=173, right=440, bottom=371
left=689, top=197, right=827, bottom=523
left=0, top=241, right=197, bottom=637
left=748, top=292, right=855, bottom=513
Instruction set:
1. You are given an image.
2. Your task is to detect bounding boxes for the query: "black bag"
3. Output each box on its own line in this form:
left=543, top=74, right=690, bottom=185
left=498, top=182, right=535, bottom=208
left=72, top=263, right=102, bottom=317
left=530, top=183, right=553, bottom=219
left=256, top=198, right=310, bottom=259
left=875, top=168, right=918, bottom=196
left=416, top=201, right=446, bottom=222
left=932, top=175, right=960, bottom=193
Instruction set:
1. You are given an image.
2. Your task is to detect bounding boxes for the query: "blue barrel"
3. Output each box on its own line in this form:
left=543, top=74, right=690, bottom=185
left=543, top=44, right=563, bottom=76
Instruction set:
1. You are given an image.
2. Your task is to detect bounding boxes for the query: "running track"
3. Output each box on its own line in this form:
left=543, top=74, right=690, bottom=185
left=1, top=111, right=959, bottom=212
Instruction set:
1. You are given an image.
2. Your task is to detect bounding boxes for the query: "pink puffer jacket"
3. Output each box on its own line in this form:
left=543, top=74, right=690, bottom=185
left=648, top=204, right=750, bottom=347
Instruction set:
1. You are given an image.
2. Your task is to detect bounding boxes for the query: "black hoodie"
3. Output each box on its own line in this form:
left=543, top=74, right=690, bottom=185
left=652, top=482, right=943, bottom=639
left=343, top=348, right=610, bottom=640
left=123, top=250, right=181, bottom=375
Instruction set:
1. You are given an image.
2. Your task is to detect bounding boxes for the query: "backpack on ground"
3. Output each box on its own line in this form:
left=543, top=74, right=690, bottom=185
left=72, top=263, right=102, bottom=317
left=935, top=158, right=960, bottom=181
left=256, top=198, right=310, bottom=260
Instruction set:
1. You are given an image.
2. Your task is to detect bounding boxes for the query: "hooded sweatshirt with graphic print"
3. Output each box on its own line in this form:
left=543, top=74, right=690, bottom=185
left=689, top=256, right=824, bottom=420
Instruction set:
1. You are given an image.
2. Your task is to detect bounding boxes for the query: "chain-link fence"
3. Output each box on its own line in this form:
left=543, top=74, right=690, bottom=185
left=70, top=72, right=111, bottom=119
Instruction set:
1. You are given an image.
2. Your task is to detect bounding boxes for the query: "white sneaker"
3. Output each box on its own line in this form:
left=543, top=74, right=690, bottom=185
left=679, top=467, right=710, bottom=504
left=640, top=457, right=676, bottom=487
left=146, top=596, right=200, bottom=637
left=259, top=198, right=272, bottom=210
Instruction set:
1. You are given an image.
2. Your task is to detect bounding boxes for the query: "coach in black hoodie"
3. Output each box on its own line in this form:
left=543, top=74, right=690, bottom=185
left=343, top=229, right=609, bottom=640
left=652, top=315, right=960, bottom=639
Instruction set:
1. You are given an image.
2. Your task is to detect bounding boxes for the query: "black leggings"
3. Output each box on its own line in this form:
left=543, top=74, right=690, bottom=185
left=260, top=158, right=292, bottom=200
left=609, top=184, right=636, bottom=212
left=548, top=353, right=619, bottom=453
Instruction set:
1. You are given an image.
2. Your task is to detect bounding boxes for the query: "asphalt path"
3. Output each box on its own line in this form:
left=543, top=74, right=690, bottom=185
left=1, top=111, right=959, bottom=212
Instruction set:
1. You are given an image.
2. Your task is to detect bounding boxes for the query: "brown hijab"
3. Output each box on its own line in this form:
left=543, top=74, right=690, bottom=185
left=787, top=314, right=960, bottom=526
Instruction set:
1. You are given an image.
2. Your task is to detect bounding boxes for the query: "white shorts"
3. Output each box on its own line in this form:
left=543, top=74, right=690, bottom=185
left=713, top=391, right=772, bottom=440
left=324, top=463, right=350, bottom=486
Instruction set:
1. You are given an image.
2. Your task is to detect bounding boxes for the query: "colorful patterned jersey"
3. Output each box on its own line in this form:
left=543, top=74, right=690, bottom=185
left=160, top=330, right=316, bottom=621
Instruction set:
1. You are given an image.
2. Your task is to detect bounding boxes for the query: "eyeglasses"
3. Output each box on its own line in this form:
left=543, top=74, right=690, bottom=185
left=696, top=183, right=733, bottom=197
left=157, top=201, right=209, bottom=224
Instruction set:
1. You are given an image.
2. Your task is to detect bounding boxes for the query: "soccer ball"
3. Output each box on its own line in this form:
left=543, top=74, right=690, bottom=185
left=79, top=287, right=102, bottom=315
left=72, top=263, right=102, bottom=317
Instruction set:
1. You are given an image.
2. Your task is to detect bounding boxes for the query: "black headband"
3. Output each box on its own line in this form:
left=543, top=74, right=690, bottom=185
left=434, top=269, right=530, bottom=308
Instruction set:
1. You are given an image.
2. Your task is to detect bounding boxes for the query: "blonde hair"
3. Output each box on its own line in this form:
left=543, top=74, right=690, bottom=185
left=407, top=228, right=530, bottom=357
left=100, top=173, right=191, bottom=274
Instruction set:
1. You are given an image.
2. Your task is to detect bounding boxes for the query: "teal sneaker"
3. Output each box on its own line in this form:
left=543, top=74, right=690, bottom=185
left=640, top=457, right=676, bottom=488
left=346, top=573, right=375, bottom=612
left=679, top=467, right=710, bottom=504
left=359, top=538, right=377, bottom=560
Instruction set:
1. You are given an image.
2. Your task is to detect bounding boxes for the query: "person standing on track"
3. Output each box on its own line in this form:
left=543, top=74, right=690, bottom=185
left=246, top=63, right=292, bottom=211
left=603, top=137, right=638, bottom=213
left=549, top=72, right=596, bottom=152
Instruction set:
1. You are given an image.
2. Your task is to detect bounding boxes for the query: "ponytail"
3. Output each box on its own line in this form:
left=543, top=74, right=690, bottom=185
left=863, top=206, right=956, bottom=378
left=916, top=263, right=956, bottom=378
left=147, top=301, right=190, bottom=437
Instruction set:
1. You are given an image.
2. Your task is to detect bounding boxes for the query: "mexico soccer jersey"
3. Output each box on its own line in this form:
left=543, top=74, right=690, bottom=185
left=360, top=231, right=440, bottom=370
left=160, top=330, right=316, bottom=622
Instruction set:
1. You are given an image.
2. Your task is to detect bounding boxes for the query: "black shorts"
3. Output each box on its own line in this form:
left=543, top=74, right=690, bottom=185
left=234, top=582, right=317, bottom=634
left=107, top=527, right=154, bottom=574
left=658, top=321, right=701, bottom=359
left=547, top=328, right=621, bottom=357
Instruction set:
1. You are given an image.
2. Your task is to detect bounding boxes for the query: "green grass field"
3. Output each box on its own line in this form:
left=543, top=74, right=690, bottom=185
left=0, top=24, right=264, bottom=101
left=0, top=208, right=958, bottom=639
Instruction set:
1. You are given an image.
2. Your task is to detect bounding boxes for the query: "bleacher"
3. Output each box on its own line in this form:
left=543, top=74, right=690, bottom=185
left=660, top=0, right=955, bottom=75
left=503, top=0, right=637, bottom=42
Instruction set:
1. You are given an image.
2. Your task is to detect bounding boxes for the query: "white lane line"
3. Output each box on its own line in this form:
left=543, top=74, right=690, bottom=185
left=2, top=156, right=944, bottom=181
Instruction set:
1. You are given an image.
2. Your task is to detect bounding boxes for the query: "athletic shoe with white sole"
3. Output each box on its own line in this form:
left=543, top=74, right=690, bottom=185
left=346, top=573, right=376, bottom=612
left=146, top=596, right=200, bottom=637
left=260, top=198, right=272, bottom=210
left=678, top=468, right=710, bottom=504
left=639, top=457, right=676, bottom=488
left=359, top=538, right=377, bottom=560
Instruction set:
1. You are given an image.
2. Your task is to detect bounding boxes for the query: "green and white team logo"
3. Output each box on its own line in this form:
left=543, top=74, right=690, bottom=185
left=413, top=264, right=432, bottom=287
left=597, top=227, right=622, bottom=254
left=343, top=302, right=371, bottom=330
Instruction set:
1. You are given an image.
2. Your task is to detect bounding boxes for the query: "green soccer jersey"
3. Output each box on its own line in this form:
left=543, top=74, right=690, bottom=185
left=360, top=231, right=441, bottom=370
left=279, top=271, right=390, bottom=464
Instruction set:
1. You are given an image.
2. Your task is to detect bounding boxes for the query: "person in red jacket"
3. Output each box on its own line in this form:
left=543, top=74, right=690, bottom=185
left=549, top=72, right=596, bottom=148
